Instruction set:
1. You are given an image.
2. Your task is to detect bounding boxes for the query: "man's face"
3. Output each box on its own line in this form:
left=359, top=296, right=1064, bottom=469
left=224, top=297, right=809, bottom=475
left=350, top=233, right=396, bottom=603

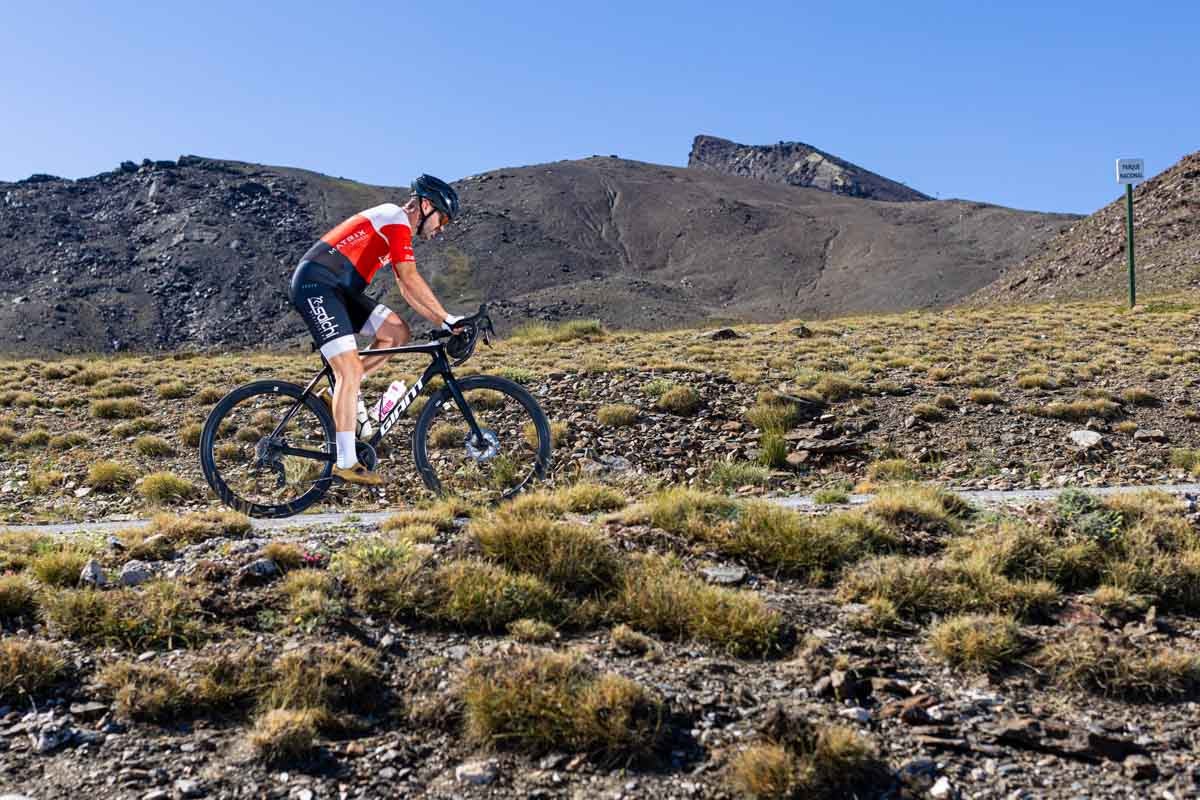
left=418, top=199, right=450, bottom=240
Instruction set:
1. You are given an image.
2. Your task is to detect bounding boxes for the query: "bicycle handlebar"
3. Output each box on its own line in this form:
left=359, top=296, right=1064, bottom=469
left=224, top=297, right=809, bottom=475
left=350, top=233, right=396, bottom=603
left=434, top=304, right=494, bottom=365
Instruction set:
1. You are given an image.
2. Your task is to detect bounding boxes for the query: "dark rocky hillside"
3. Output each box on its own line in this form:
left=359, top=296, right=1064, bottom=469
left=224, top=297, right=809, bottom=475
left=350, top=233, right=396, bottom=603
left=688, top=135, right=931, bottom=202
left=0, top=154, right=1076, bottom=355
left=972, top=150, right=1200, bottom=305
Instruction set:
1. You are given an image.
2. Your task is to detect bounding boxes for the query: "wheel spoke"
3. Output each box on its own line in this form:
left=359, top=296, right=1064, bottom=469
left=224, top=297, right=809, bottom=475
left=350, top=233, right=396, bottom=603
left=202, top=386, right=333, bottom=515
left=417, top=380, right=549, bottom=503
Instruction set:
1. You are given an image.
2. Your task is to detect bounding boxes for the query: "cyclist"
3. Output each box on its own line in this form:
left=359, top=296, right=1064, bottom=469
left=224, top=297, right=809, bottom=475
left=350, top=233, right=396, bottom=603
left=290, top=174, right=463, bottom=486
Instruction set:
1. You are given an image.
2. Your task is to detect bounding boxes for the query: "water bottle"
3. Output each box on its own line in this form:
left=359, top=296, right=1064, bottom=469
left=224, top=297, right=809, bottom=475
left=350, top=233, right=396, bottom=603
left=356, top=397, right=374, bottom=439
left=373, top=380, right=408, bottom=423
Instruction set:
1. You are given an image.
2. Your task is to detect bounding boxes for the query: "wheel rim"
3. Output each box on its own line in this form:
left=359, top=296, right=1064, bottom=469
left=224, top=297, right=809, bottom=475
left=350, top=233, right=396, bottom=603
left=421, top=386, right=547, bottom=503
left=207, top=390, right=333, bottom=513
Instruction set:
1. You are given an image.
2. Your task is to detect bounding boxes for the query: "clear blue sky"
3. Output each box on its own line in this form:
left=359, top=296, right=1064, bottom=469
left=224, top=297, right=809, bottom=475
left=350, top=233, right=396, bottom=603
left=2, top=0, right=1196, bottom=214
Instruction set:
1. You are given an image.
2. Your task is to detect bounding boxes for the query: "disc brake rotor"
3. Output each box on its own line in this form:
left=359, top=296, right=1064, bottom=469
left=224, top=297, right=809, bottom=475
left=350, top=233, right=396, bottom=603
left=465, top=429, right=501, bottom=462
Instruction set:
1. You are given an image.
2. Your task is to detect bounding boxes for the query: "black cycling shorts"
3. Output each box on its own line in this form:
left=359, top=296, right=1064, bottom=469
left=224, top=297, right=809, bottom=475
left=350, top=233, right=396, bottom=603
left=290, top=260, right=392, bottom=358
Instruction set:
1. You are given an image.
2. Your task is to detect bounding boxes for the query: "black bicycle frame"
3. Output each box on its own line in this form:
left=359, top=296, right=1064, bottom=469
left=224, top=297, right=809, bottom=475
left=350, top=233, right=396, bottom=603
left=266, top=340, right=486, bottom=459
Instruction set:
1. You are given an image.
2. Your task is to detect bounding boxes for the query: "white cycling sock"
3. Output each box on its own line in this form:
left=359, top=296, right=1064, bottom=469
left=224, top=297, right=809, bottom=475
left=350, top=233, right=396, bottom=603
left=336, top=431, right=357, bottom=469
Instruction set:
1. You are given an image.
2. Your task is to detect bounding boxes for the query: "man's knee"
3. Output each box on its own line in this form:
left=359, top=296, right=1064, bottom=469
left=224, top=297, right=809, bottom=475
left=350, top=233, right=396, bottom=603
left=376, top=314, right=411, bottom=346
left=329, top=352, right=364, bottom=383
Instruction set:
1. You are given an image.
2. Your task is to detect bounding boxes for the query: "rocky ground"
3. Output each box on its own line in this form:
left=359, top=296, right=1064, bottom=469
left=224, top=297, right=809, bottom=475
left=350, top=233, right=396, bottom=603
left=2, top=294, right=1200, bottom=524
left=2, top=297, right=1200, bottom=799
left=2, top=483, right=1200, bottom=799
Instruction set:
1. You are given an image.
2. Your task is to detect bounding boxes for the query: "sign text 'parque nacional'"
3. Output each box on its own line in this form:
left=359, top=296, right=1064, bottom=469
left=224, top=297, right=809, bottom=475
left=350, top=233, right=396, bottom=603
left=1116, top=158, right=1144, bottom=185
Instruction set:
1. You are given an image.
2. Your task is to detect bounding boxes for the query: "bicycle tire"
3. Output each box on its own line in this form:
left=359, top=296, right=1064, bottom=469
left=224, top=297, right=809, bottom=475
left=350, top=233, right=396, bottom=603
left=199, top=380, right=336, bottom=518
left=412, top=374, right=551, bottom=499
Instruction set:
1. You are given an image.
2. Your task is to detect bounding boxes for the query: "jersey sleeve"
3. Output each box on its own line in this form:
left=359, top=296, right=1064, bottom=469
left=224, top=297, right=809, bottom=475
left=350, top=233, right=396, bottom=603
left=382, top=223, right=415, bottom=265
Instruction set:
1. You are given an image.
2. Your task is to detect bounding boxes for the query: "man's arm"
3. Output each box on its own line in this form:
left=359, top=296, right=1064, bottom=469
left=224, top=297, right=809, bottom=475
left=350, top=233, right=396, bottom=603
left=392, top=261, right=452, bottom=327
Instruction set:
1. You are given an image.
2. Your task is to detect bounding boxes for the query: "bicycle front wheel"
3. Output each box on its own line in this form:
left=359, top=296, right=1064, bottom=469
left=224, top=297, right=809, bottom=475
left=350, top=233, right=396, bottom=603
left=199, top=380, right=336, bottom=518
left=412, top=375, right=551, bottom=503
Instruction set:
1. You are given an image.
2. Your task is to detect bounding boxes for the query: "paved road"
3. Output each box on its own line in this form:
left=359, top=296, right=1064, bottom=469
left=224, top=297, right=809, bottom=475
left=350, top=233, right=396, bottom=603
left=773, top=482, right=1200, bottom=511
left=8, top=482, right=1200, bottom=536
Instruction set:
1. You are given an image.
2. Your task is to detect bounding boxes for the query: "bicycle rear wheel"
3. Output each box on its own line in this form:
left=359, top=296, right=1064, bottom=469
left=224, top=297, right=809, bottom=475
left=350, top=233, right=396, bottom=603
left=199, top=380, right=335, bottom=518
left=412, top=375, right=551, bottom=503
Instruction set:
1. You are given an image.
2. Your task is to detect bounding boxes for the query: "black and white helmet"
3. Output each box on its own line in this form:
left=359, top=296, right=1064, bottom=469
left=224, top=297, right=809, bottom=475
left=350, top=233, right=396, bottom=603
left=411, top=174, right=460, bottom=221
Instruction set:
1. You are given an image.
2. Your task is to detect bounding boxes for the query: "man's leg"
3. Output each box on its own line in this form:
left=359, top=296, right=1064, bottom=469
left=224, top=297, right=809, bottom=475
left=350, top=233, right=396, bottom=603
left=326, top=348, right=382, bottom=485
left=361, top=312, right=411, bottom=377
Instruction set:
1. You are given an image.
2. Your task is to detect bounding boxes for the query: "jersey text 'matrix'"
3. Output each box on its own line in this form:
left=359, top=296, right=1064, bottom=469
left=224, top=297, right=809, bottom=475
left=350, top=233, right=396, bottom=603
left=303, top=204, right=415, bottom=285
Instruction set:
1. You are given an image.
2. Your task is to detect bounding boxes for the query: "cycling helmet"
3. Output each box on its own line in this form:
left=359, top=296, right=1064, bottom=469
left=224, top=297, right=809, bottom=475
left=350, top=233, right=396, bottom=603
left=411, top=174, right=460, bottom=221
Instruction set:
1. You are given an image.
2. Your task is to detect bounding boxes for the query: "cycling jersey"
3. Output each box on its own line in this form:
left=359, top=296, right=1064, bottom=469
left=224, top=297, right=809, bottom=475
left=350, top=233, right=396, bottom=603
left=302, top=203, right=416, bottom=288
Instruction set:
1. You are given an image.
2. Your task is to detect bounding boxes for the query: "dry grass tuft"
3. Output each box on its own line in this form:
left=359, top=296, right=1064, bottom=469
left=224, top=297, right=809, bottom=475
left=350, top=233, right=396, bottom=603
left=1036, top=628, right=1200, bottom=698
left=42, top=581, right=207, bottom=649
left=138, top=472, right=199, bottom=504
left=0, top=639, right=68, bottom=703
left=611, top=555, right=785, bottom=657
left=728, top=712, right=888, bottom=800
left=462, top=649, right=666, bottom=764
left=473, top=511, right=622, bottom=597
left=928, top=614, right=1023, bottom=672
left=95, top=662, right=188, bottom=721
left=29, top=546, right=92, bottom=588
left=261, top=638, right=382, bottom=719
left=508, top=618, right=558, bottom=643
left=0, top=575, right=38, bottom=620
left=597, top=404, right=639, bottom=427
left=656, top=385, right=701, bottom=415
left=87, top=461, right=137, bottom=491
left=248, top=709, right=320, bottom=764
left=90, top=398, right=148, bottom=419
left=134, top=435, right=175, bottom=456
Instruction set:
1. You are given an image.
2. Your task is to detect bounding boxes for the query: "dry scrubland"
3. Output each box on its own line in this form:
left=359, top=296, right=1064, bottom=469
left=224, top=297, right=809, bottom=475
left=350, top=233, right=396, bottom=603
left=3, top=294, right=1200, bottom=523
left=1, top=295, right=1200, bottom=798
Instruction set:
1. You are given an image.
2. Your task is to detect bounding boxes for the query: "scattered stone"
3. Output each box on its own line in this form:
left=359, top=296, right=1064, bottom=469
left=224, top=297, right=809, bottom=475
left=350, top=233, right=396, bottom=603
left=789, top=324, right=813, bottom=338
left=1068, top=430, right=1104, bottom=450
left=1123, top=754, right=1158, bottom=781
left=455, top=760, right=499, bottom=786
left=28, top=715, right=74, bottom=754
left=68, top=702, right=108, bottom=722
left=174, top=778, right=206, bottom=798
left=119, top=560, right=154, bottom=587
left=697, top=328, right=746, bottom=341
left=838, top=707, right=871, bottom=724
left=538, top=753, right=568, bottom=770
left=1085, top=730, right=1146, bottom=762
left=700, top=566, right=746, bottom=585
left=74, top=487, right=93, bottom=498
left=829, top=669, right=869, bottom=702
left=1133, top=429, right=1168, bottom=443
left=234, top=558, right=279, bottom=588
left=930, top=776, right=956, bottom=799
left=79, top=559, right=107, bottom=588
left=140, top=534, right=170, bottom=555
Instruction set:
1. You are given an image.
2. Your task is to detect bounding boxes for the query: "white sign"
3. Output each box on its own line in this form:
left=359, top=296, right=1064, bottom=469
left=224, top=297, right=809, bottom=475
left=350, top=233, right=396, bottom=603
left=1117, top=158, right=1144, bottom=184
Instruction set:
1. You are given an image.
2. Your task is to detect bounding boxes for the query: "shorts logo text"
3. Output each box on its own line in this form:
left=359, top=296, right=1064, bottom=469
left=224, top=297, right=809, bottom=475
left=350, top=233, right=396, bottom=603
left=307, top=296, right=340, bottom=339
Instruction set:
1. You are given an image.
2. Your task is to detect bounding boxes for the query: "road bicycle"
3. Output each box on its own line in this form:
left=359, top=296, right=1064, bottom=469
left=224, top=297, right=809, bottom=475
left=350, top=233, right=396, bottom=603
left=198, top=305, right=551, bottom=517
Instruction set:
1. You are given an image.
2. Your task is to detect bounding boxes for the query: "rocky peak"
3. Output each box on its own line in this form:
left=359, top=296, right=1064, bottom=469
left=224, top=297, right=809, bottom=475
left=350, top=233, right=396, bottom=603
left=688, top=134, right=931, bottom=202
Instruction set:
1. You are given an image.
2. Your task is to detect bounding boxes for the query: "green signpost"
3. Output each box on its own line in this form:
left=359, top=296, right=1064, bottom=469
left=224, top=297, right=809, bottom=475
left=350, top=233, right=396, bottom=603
left=1117, top=158, right=1144, bottom=307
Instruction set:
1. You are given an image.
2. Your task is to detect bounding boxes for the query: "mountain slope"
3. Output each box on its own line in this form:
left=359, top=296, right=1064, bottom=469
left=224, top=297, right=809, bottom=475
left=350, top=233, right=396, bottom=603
left=0, top=155, right=1075, bottom=354
left=430, top=157, right=1074, bottom=328
left=688, top=135, right=931, bottom=202
left=971, top=151, right=1200, bottom=304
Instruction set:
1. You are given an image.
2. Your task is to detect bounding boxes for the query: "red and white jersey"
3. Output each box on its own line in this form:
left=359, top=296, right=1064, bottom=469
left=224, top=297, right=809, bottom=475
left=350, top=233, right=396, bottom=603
left=304, top=203, right=415, bottom=285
